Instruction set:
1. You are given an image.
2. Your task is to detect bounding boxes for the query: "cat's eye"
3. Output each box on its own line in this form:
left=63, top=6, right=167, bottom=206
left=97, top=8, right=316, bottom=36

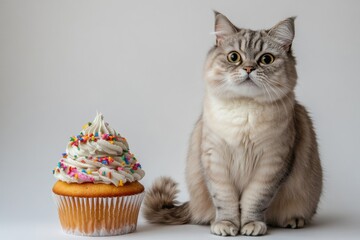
left=227, top=51, right=242, bottom=64
left=259, top=53, right=275, bottom=65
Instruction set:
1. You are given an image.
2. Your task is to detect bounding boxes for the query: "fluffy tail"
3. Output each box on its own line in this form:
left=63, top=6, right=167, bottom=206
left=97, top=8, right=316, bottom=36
left=143, top=176, right=191, bottom=224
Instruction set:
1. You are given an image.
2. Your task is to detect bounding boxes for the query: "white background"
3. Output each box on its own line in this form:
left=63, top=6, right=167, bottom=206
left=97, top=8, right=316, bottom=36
left=1, top=0, right=360, bottom=239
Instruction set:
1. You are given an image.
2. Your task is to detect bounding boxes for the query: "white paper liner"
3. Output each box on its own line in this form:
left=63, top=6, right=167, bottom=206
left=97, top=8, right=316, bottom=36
left=53, top=192, right=144, bottom=236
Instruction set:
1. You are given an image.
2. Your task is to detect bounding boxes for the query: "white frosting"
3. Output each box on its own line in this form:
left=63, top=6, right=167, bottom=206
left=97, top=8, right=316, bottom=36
left=53, top=113, right=145, bottom=186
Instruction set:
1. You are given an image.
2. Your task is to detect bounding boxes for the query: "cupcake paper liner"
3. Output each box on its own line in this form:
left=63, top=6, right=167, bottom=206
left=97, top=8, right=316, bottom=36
left=53, top=192, right=144, bottom=236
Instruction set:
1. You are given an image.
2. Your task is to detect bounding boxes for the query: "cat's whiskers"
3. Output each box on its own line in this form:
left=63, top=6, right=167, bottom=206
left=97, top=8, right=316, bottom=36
left=212, top=77, right=233, bottom=95
left=264, top=78, right=294, bottom=110
left=229, top=72, right=243, bottom=84
left=266, top=79, right=292, bottom=91
left=255, top=70, right=293, bottom=116
left=262, top=70, right=293, bottom=90
left=258, top=78, right=282, bottom=114
left=263, top=80, right=290, bottom=117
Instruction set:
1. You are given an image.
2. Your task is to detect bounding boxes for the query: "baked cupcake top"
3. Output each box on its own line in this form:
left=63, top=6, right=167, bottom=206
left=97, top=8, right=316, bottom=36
left=53, top=113, right=145, bottom=186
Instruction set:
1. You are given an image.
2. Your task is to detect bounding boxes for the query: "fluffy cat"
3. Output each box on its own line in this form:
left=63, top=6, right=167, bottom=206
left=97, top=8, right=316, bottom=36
left=143, top=12, right=323, bottom=236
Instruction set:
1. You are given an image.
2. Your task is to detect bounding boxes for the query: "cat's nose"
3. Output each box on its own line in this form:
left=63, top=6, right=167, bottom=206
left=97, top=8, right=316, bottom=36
left=243, top=66, right=255, bottom=74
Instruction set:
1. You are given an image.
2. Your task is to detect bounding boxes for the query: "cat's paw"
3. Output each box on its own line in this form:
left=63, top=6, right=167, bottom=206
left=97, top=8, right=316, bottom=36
left=211, top=220, right=239, bottom=236
left=284, top=217, right=306, bottom=229
left=241, top=221, right=267, bottom=236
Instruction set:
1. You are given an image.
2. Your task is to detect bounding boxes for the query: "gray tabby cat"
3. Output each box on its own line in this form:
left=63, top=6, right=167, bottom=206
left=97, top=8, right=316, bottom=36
left=143, top=12, right=322, bottom=236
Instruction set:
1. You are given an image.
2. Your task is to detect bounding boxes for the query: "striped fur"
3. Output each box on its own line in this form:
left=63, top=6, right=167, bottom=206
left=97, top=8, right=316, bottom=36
left=143, top=12, right=322, bottom=237
left=143, top=177, right=190, bottom=224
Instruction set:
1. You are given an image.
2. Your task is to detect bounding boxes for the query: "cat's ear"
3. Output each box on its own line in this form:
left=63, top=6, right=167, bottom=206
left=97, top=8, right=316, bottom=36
left=214, top=11, right=237, bottom=46
left=268, top=17, right=295, bottom=51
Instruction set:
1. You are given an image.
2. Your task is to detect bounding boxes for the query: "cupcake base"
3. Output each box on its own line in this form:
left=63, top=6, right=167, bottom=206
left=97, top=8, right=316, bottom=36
left=53, top=192, right=144, bottom=236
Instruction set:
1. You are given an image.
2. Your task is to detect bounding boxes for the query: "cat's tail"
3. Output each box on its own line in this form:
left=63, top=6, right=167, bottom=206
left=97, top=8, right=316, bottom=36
left=143, top=176, right=191, bottom=224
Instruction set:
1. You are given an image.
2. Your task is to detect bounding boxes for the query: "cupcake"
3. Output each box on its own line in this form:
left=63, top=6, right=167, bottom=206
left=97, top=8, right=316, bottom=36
left=52, top=113, right=145, bottom=236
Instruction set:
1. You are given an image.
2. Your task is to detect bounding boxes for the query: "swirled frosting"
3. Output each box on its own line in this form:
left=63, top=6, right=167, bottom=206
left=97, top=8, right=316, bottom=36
left=53, top=113, right=145, bottom=186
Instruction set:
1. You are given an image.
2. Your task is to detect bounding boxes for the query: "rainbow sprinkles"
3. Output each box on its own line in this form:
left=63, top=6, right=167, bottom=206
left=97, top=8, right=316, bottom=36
left=53, top=113, right=145, bottom=186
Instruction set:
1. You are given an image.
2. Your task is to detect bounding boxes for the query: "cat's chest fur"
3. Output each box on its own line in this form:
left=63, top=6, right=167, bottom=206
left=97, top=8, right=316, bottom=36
left=203, top=96, right=285, bottom=189
left=204, top=97, right=278, bottom=145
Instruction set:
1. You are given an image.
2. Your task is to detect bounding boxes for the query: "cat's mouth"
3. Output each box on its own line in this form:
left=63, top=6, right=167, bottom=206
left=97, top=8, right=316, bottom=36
left=239, top=77, right=258, bottom=87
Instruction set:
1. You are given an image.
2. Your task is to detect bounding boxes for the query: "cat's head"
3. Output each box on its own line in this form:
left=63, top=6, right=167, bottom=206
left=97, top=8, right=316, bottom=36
left=204, top=12, right=297, bottom=103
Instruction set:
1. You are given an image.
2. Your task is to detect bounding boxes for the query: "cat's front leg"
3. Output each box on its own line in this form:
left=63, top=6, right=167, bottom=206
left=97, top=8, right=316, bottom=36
left=201, top=135, right=240, bottom=236
left=240, top=155, right=289, bottom=236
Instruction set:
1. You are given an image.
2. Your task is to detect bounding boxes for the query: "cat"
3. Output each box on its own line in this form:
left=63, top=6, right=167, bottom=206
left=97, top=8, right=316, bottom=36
left=143, top=12, right=323, bottom=236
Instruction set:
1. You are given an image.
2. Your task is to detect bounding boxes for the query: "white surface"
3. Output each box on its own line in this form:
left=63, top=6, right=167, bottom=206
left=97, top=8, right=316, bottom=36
left=1, top=214, right=360, bottom=240
left=1, top=0, right=360, bottom=239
